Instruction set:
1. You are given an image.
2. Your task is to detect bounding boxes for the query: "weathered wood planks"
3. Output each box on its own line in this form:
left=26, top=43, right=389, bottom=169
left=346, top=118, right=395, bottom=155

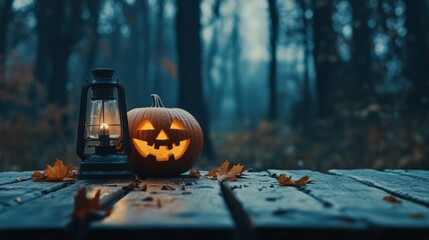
left=89, top=176, right=235, bottom=239
left=269, top=169, right=429, bottom=239
left=0, top=180, right=129, bottom=239
left=0, top=169, right=428, bottom=239
left=385, top=169, right=429, bottom=181
left=223, top=171, right=366, bottom=239
left=330, top=169, right=429, bottom=207
left=0, top=179, right=71, bottom=212
left=0, top=171, right=32, bottom=185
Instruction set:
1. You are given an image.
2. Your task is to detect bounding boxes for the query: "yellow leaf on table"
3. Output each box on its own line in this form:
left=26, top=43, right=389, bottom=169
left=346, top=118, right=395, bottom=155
left=277, top=174, right=312, bottom=187
left=73, top=188, right=112, bottom=218
left=189, top=170, right=201, bottom=178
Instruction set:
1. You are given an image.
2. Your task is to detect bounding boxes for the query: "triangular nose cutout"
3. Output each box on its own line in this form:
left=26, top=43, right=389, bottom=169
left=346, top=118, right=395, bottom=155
left=156, top=129, right=169, bottom=140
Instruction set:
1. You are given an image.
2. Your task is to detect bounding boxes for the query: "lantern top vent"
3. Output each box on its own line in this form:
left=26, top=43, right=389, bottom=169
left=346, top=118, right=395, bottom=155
left=91, top=68, right=115, bottom=82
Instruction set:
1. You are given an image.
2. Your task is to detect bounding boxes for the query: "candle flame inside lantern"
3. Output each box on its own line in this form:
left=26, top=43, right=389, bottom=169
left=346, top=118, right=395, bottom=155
left=99, top=123, right=110, bottom=139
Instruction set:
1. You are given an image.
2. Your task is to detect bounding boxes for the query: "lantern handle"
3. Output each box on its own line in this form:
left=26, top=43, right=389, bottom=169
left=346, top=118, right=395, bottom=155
left=151, top=94, right=164, bottom=108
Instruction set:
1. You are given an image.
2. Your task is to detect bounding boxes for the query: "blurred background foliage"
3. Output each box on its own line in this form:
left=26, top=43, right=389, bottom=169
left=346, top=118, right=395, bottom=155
left=0, top=0, right=428, bottom=171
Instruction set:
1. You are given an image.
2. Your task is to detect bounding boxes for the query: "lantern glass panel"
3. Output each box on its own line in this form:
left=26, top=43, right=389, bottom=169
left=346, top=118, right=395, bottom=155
left=86, top=99, right=121, bottom=146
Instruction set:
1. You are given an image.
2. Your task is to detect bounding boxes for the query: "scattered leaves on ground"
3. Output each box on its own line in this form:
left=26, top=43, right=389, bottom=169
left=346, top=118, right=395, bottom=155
left=206, top=161, right=244, bottom=182
left=383, top=195, right=402, bottom=204
left=123, top=179, right=147, bottom=191
left=73, top=188, right=112, bottom=218
left=189, top=170, right=201, bottom=178
left=277, top=174, right=313, bottom=187
left=32, top=159, right=76, bottom=182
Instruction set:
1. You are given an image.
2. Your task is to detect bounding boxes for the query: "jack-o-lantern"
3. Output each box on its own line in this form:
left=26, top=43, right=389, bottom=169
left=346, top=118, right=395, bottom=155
left=127, top=94, right=203, bottom=177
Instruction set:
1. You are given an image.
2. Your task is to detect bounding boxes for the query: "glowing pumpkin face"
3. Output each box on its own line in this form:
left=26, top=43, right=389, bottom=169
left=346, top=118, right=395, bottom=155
left=128, top=94, right=203, bottom=177
left=132, top=118, right=190, bottom=161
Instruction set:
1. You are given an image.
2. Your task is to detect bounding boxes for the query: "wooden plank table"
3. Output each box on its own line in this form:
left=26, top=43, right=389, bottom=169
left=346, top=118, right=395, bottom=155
left=0, top=169, right=428, bottom=240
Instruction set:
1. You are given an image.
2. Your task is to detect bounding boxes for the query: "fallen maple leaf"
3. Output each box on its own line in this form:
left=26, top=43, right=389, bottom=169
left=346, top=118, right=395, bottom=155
left=189, top=170, right=201, bottom=178
left=383, top=195, right=402, bottom=204
left=32, top=159, right=77, bottom=182
left=277, top=174, right=312, bottom=187
left=45, top=159, right=74, bottom=180
left=205, top=161, right=244, bottom=181
left=206, top=168, right=218, bottom=178
left=73, top=188, right=112, bottom=218
left=32, top=170, right=45, bottom=181
left=217, top=164, right=244, bottom=182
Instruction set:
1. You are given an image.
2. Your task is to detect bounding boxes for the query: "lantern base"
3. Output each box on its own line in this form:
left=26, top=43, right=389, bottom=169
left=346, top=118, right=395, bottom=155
left=78, top=154, right=135, bottom=180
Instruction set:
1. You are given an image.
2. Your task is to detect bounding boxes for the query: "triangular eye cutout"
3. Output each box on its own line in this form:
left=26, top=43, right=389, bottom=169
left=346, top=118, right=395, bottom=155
left=138, top=119, right=155, bottom=130
left=170, top=118, right=186, bottom=130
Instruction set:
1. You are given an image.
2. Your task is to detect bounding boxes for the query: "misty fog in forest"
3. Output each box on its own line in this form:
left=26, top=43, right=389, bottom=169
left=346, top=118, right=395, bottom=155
left=1, top=0, right=429, bottom=171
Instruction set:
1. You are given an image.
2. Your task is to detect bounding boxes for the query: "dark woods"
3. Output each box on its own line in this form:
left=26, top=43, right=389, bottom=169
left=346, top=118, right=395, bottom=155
left=0, top=0, right=428, bottom=171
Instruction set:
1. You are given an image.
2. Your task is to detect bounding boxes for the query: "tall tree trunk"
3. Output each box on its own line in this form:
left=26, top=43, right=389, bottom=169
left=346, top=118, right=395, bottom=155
left=0, top=0, right=12, bottom=66
left=140, top=0, right=150, bottom=105
left=204, top=0, right=222, bottom=119
left=84, top=0, right=102, bottom=80
left=350, top=0, right=372, bottom=104
left=176, top=0, right=214, bottom=158
left=34, top=0, right=84, bottom=107
left=404, top=0, right=429, bottom=116
left=313, top=0, right=339, bottom=119
left=232, top=3, right=243, bottom=119
left=267, top=0, right=279, bottom=120
left=154, top=0, right=164, bottom=96
left=298, top=0, right=311, bottom=125
left=34, top=0, right=53, bottom=86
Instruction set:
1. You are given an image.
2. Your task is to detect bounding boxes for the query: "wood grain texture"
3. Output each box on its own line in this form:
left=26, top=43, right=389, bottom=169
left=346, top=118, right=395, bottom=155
left=385, top=169, right=429, bottom=181
left=0, top=180, right=129, bottom=239
left=269, top=169, right=429, bottom=237
left=89, top=176, right=235, bottom=239
left=224, top=171, right=366, bottom=239
left=0, top=171, right=32, bottom=186
left=329, top=169, right=429, bottom=207
left=0, top=179, right=71, bottom=212
left=0, top=170, right=428, bottom=239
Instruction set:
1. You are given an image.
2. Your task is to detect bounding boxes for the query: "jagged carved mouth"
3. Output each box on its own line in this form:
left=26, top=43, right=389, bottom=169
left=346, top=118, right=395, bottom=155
left=132, top=138, right=190, bottom=161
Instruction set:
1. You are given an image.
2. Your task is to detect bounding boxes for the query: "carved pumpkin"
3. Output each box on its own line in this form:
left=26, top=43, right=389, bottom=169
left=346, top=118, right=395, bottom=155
left=127, top=94, right=204, bottom=177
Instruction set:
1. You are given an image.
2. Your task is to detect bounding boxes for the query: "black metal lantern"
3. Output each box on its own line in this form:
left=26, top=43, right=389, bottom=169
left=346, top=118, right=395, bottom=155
left=76, top=68, right=134, bottom=179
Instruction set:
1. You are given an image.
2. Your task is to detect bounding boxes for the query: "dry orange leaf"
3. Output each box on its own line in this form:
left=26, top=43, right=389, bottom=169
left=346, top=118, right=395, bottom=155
left=205, top=161, right=244, bottom=182
left=217, top=164, right=244, bottom=182
left=32, top=159, right=76, bottom=182
left=73, top=188, right=112, bottom=218
left=383, top=195, right=402, bottom=204
left=189, top=170, right=201, bottom=178
left=277, top=174, right=312, bottom=187
left=31, top=170, right=45, bottom=181
left=206, top=168, right=218, bottom=178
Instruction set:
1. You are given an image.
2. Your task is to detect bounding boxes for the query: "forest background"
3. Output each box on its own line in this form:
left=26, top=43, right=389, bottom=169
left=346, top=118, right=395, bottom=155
left=0, top=0, right=428, bottom=171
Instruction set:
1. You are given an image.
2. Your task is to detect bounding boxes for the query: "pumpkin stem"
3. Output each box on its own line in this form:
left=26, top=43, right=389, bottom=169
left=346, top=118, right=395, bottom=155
left=151, top=94, right=165, bottom=108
